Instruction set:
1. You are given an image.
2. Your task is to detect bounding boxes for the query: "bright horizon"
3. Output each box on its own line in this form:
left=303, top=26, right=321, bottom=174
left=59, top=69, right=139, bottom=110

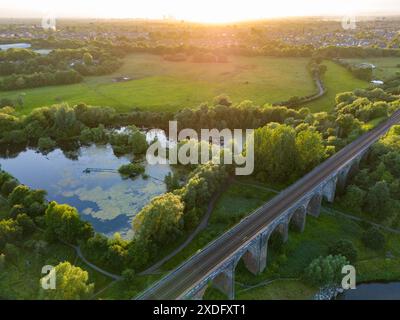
left=0, top=0, right=399, bottom=23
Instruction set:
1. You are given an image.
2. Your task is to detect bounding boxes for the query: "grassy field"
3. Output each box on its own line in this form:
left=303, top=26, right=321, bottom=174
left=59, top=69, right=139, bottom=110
left=0, top=54, right=316, bottom=115
left=345, top=57, right=400, bottom=81
left=306, top=60, right=368, bottom=113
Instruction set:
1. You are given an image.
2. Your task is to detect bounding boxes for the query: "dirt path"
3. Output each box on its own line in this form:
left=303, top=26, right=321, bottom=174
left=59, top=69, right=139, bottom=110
left=139, top=177, right=235, bottom=275
left=74, top=245, right=123, bottom=281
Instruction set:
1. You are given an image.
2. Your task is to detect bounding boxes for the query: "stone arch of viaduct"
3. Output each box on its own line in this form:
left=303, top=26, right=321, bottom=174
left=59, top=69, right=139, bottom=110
left=184, top=153, right=365, bottom=300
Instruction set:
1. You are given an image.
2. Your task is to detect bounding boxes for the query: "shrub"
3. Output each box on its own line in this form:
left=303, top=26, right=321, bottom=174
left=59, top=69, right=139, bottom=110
left=44, top=202, right=93, bottom=244
left=328, top=240, right=358, bottom=263
left=118, top=163, right=145, bottom=178
left=122, top=269, right=136, bottom=284
left=38, top=137, right=57, bottom=152
left=304, top=255, right=349, bottom=287
left=1, top=179, right=18, bottom=197
left=362, top=227, right=386, bottom=250
left=129, top=130, right=148, bottom=155
left=39, top=262, right=94, bottom=300
left=164, top=172, right=180, bottom=192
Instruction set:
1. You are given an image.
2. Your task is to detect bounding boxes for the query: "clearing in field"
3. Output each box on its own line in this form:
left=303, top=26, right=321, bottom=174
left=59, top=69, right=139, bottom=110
left=1, top=54, right=315, bottom=114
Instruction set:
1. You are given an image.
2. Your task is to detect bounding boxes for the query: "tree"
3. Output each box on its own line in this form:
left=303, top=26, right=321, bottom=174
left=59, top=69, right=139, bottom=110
left=45, top=202, right=93, bottom=244
left=1, top=179, right=18, bottom=197
left=336, top=114, right=358, bottom=138
left=83, top=52, right=94, bottom=66
left=164, top=172, right=181, bottom=192
left=341, top=185, right=366, bottom=214
left=8, top=185, right=31, bottom=206
left=118, top=163, right=145, bottom=178
left=295, top=129, right=325, bottom=172
left=213, top=94, right=232, bottom=107
left=304, top=255, right=349, bottom=287
left=38, top=137, right=57, bottom=152
left=122, top=269, right=136, bottom=284
left=0, top=218, right=22, bottom=249
left=16, top=213, right=35, bottom=235
left=40, top=262, right=94, bottom=300
left=3, top=243, right=19, bottom=263
left=8, top=185, right=47, bottom=216
left=133, top=193, right=184, bottom=246
left=328, top=240, right=358, bottom=263
left=129, top=130, right=148, bottom=155
left=254, top=124, right=298, bottom=182
left=382, top=151, right=400, bottom=178
left=362, top=227, right=386, bottom=250
left=364, top=181, right=392, bottom=220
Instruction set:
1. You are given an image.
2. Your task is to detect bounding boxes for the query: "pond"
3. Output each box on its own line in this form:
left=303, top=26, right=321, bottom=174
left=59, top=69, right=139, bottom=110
left=0, top=134, right=172, bottom=239
left=0, top=43, right=31, bottom=50
left=0, top=43, right=52, bottom=55
left=337, top=282, right=400, bottom=300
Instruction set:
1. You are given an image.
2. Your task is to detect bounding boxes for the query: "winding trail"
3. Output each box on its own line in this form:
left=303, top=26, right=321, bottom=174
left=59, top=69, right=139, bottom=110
left=139, top=177, right=235, bottom=276
left=273, top=74, right=326, bottom=106
left=73, top=245, right=123, bottom=281
left=32, top=224, right=123, bottom=281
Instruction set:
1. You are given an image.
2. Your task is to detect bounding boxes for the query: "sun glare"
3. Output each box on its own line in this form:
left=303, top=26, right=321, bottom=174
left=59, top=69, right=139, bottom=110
left=119, top=0, right=340, bottom=23
left=1, top=0, right=389, bottom=22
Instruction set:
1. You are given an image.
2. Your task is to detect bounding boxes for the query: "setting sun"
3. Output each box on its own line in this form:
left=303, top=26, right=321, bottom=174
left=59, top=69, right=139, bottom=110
left=0, top=0, right=399, bottom=21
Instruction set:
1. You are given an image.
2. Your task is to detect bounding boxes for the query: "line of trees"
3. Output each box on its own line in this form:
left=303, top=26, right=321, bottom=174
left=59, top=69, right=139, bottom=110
left=340, top=125, right=400, bottom=228
left=0, top=46, right=123, bottom=91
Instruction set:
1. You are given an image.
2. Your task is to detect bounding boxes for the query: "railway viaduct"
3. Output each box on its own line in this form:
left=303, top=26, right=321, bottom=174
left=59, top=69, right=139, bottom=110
left=137, top=110, right=400, bottom=300
left=184, top=157, right=360, bottom=300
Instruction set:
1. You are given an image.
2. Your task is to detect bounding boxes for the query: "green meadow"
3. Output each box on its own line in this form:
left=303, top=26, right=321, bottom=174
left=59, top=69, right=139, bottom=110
left=345, top=57, right=400, bottom=80
left=0, top=54, right=316, bottom=114
left=306, top=60, right=368, bottom=113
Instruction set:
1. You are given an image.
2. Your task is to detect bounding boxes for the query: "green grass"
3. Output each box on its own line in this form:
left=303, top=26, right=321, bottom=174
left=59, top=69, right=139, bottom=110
left=97, top=274, right=165, bottom=300
left=0, top=240, right=77, bottom=299
left=237, top=279, right=316, bottom=300
left=362, top=116, right=387, bottom=131
left=0, top=54, right=315, bottom=115
left=306, top=61, right=368, bottom=112
left=345, top=57, right=400, bottom=80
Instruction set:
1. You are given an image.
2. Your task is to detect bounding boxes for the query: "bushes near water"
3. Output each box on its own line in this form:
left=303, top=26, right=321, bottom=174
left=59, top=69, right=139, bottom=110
left=118, top=163, right=145, bottom=178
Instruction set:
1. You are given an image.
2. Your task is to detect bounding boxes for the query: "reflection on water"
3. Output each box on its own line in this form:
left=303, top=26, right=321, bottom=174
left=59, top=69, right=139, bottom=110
left=0, top=43, right=51, bottom=55
left=337, top=282, right=400, bottom=300
left=0, top=43, right=31, bottom=50
left=0, top=143, right=171, bottom=239
left=0, top=128, right=246, bottom=238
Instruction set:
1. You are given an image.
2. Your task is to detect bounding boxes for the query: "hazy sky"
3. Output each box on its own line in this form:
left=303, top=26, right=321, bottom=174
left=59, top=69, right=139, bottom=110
left=1, top=0, right=399, bottom=22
